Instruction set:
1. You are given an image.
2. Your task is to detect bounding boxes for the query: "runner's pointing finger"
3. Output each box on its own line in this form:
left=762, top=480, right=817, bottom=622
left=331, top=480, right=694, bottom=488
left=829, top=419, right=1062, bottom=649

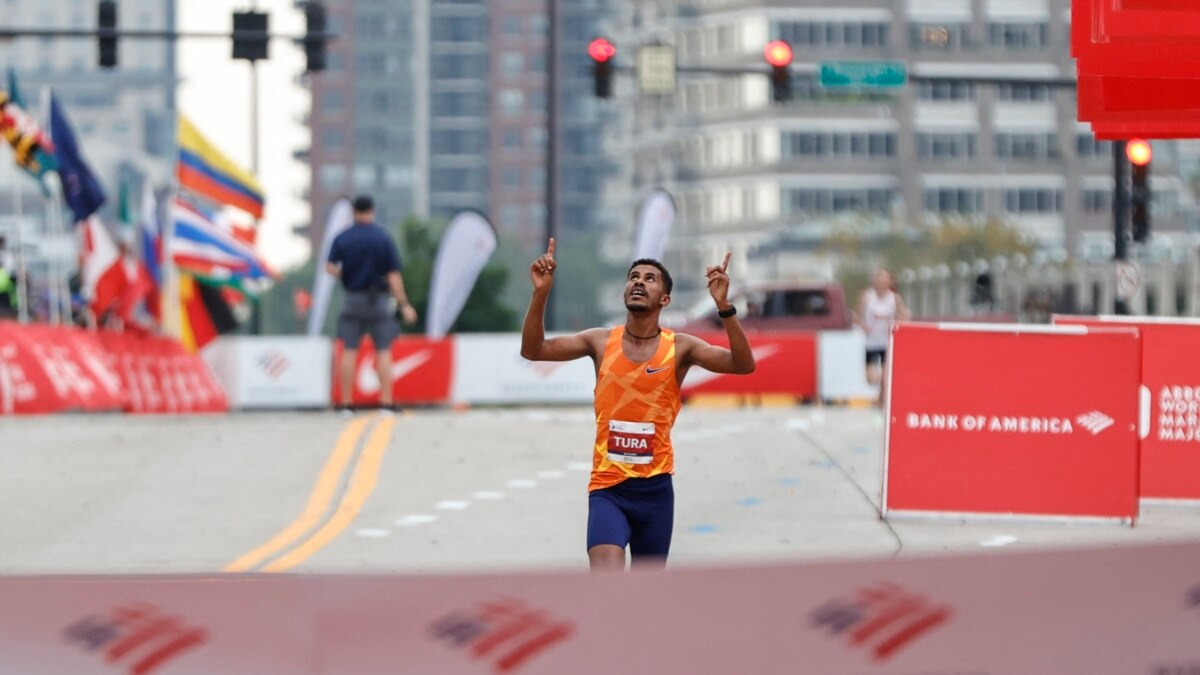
left=547, top=237, right=556, bottom=259
left=721, top=251, right=732, bottom=272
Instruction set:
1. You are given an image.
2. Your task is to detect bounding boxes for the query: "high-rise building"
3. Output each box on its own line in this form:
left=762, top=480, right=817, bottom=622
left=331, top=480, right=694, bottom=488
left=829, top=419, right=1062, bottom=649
left=307, top=2, right=620, bottom=260
left=605, top=0, right=1196, bottom=302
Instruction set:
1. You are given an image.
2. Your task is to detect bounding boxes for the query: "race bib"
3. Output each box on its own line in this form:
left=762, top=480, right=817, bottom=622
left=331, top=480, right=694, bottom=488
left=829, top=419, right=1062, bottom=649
left=607, top=420, right=655, bottom=465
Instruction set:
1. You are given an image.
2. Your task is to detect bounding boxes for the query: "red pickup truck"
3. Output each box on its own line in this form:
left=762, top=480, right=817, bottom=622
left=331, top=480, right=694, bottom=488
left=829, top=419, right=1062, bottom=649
left=670, top=282, right=853, bottom=333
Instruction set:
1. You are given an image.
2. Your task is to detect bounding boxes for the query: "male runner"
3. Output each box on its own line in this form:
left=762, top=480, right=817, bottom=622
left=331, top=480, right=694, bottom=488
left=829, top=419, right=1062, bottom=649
left=520, top=238, right=755, bottom=571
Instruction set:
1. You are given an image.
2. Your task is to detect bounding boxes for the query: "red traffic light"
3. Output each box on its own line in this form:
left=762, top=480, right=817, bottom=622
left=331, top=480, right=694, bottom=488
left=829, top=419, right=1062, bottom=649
left=764, top=40, right=793, bottom=67
left=588, top=38, right=616, bottom=63
left=1126, top=138, right=1152, bottom=166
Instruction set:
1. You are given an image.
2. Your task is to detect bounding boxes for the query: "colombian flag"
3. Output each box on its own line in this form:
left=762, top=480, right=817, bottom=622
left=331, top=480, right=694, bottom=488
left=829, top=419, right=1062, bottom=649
left=176, top=115, right=264, bottom=219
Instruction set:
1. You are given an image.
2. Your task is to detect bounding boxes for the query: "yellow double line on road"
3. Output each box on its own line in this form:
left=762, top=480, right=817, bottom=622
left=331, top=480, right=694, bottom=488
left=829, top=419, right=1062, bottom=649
left=224, top=413, right=396, bottom=573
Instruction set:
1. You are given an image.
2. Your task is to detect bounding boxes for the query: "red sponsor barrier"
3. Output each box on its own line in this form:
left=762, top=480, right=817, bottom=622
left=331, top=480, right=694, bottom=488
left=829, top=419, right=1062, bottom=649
left=884, top=323, right=1142, bottom=521
left=332, top=336, right=454, bottom=406
left=1054, top=316, right=1200, bottom=502
left=681, top=331, right=817, bottom=399
left=96, top=332, right=228, bottom=414
left=0, top=321, right=125, bottom=414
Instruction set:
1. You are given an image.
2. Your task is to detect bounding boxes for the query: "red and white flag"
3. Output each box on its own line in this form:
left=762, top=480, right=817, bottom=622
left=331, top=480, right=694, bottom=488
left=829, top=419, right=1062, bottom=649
left=79, top=214, right=127, bottom=318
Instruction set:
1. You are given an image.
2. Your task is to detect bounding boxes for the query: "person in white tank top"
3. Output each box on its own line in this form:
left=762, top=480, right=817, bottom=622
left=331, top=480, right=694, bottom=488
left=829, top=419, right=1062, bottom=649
left=857, top=269, right=910, bottom=402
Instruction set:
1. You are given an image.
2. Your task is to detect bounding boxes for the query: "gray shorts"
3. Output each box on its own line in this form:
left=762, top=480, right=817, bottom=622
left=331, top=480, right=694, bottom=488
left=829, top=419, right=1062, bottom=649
left=337, top=291, right=399, bottom=350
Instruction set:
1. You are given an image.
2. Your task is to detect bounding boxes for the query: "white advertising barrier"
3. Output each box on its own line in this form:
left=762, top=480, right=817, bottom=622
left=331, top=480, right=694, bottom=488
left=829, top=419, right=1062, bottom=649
left=2, top=541, right=1200, bottom=673
left=203, top=336, right=332, bottom=409
left=452, top=333, right=596, bottom=405
left=818, top=329, right=880, bottom=401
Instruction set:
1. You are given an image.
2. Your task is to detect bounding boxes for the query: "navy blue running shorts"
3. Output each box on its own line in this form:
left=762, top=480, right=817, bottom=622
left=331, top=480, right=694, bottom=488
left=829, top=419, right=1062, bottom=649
left=587, top=474, right=674, bottom=559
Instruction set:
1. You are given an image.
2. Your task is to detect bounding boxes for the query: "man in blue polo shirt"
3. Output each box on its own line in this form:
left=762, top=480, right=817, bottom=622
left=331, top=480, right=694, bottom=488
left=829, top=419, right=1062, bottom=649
left=326, top=195, right=418, bottom=409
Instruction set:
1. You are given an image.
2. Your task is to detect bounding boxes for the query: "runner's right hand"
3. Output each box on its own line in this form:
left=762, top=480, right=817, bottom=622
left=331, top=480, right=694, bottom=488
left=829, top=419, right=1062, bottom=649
left=530, top=238, right=556, bottom=292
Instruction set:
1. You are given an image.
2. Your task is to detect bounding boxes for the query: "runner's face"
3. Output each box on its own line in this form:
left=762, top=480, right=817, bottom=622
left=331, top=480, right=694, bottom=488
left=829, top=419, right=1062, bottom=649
left=624, top=265, right=667, bottom=312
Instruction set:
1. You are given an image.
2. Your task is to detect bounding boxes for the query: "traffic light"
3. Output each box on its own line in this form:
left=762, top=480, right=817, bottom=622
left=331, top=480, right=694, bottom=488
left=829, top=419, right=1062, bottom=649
left=764, top=40, right=792, bottom=102
left=1127, top=138, right=1152, bottom=243
left=588, top=37, right=615, bottom=98
left=97, top=0, right=117, bottom=68
left=303, top=2, right=328, bottom=73
left=232, top=11, right=269, bottom=61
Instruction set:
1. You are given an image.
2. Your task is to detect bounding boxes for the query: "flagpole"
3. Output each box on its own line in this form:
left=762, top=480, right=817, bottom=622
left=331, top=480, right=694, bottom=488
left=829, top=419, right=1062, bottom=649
left=38, top=86, right=63, bottom=326
left=12, top=180, right=28, bottom=323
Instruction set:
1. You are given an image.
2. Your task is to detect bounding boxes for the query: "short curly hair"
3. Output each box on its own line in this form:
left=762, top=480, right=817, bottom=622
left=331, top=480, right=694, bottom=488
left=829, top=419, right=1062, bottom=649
left=628, top=258, right=673, bottom=295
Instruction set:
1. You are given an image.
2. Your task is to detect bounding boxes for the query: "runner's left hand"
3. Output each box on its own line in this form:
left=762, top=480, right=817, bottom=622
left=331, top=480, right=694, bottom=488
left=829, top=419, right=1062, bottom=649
left=705, top=251, right=732, bottom=307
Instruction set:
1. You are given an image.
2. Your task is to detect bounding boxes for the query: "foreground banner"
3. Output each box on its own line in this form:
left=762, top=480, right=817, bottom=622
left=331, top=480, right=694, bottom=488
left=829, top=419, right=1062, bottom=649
left=205, top=336, right=331, bottom=410
left=1055, top=315, right=1200, bottom=502
left=2, top=540, right=1200, bottom=673
left=331, top=337, right=454, bottom=407
left=884, top=323, right=1142, bottom=521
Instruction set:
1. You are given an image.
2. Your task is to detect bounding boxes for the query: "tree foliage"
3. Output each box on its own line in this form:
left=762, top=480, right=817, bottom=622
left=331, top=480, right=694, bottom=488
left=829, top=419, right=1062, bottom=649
left=256, top=215, right=518, bottom=336
left=826, top=215, right=1037, bottom=306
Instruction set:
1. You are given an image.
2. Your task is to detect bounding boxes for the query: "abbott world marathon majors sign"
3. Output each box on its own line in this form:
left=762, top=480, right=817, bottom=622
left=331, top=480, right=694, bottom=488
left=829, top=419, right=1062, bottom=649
left=884, top=323, right=1142, bottom=522
left=1055, top=315, right=1200, bottom=502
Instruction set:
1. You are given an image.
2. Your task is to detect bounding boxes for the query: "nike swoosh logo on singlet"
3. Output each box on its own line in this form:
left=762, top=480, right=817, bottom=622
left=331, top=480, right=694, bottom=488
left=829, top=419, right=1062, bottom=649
left=645, top=366, right=668, bottom=374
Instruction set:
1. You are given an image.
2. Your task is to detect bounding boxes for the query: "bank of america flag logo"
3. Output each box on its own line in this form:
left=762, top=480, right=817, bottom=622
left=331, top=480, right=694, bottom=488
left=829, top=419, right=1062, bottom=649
left=258, top=349, right=290, bottom=380
left=810, top=583, right=951, bottom=662
left=1076, top=411, right=1115, bottom=435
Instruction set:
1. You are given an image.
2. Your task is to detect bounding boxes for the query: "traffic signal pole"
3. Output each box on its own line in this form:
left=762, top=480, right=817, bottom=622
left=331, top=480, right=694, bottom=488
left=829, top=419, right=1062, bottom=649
left=544, top=0, right=558, bottom=330
left=1113, top=140, right=1130, bottom=315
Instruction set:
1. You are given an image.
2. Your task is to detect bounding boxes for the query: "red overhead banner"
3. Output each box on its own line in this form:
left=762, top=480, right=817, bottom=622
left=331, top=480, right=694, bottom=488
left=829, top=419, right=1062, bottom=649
left=884, top=323, right=1142, bottom=521
left=1054, top=315, right=1200, bottom=502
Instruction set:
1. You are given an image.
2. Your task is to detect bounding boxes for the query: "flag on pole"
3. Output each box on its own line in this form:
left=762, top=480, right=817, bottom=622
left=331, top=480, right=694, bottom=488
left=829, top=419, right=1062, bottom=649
left=0, top=69, right=56, bottom=181
left=49, top=92, right=106, bottom=223
left=169, top=196, right=274, bottom=292
left=178, top=273, right=237, bottom=353
left=79, top=215, right=127, bottom=318
left=426, top=210, right=499, bottom=339
left=306, top=197, right=352, bottom=336
left=176, top=115, right=264, bottom=218
left=138, top=188, right=161, bottom=310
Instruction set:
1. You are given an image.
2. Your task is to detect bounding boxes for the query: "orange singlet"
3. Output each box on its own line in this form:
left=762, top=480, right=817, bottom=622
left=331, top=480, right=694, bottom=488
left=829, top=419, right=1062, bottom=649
left=589, top=326, right=682, bottom=492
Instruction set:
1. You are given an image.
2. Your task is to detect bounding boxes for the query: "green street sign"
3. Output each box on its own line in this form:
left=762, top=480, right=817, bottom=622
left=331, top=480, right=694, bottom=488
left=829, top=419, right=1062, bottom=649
left=819, top=60, right=907, bottom=89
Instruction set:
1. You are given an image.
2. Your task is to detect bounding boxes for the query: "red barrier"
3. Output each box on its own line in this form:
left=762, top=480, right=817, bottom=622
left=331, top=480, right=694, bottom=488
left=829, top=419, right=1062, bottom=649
left=0, top=322, right=124, bottom=414
left=96, top=332, right=228, bottom=414
left=884, top=323, right=1142, bottom=521
left=1054, top=316, right=1200, bottom=502
left=682, top=331, right=817, bottom=399
left=0, top=321, right=227, bottom=415
left=331, top=337, right=454, bottom=406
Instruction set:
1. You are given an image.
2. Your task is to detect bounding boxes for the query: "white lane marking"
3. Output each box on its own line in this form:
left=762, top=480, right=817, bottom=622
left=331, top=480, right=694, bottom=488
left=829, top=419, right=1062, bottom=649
left=395, top=514, right=438, bottom=527
left=565, top=462, right=591, bottom=472
left=786, top=418, right=811, bottom=431
left=436, top=500, right=472, bottom=511
left=473, top=491, right=505, bottom=500
left=355, top=528, right=391, bottom=538
left=981, top=535, right=1019, bottom=547
left=536, top=470, right=564, bottom=480
left=506, top=479, right=537, bottom=489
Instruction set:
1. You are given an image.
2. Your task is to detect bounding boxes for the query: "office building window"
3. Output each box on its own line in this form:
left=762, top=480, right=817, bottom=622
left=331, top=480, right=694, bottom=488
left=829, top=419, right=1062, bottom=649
left=498, top=89, right=524, bottom=117
left=773, top=21, right=891, bottom=48
left=781, top=131, right=896, bottom=159
left=502, top=168, right=522, bottom=188
left=782, top=188, right=894, bottom=214
left=432, top=16, right=487, bottom=42
left=1083, top=189, right=1112, bottom=213
left=1004, top=188, right=1063, bottom=213
left=995, top=133, right=1060, bottom=160
left=322, top=129, right=345, bottom=151
left=318, top=164, right=347, bottom=190
left=909, top=22, right=972, bottom=50
left=916, top=80, right=976, bottom=101
left=923, top=188, right=984, bottom=213
left=917, top=132, right=977, bottom=159
left=988, top=22, right=1050, bottom=50
left=502, top=128, right=523, bottom=150
left=432, top=53, right=486, bottom=79
left=500, top=52, right=524, bottom=77
left=996, top=83, right=1052, bottom=102
left=502, top=16, right=522, bottom=36
left=432, top=129, right=486, bottom=155
left=435, top=92, right=486, bottom=118
left=1076, top=134, right=1112, bottom=158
